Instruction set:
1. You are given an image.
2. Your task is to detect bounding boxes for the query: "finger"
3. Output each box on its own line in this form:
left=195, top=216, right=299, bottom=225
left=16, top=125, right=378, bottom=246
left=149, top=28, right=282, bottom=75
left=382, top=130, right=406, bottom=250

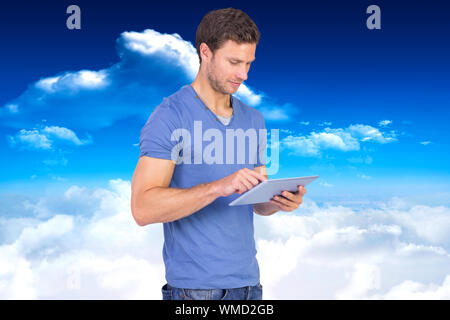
left=280, top=190, right=296, bottom=201
left=236, top=181, right=248, bottom=194
left=282, top=190, right=303, bottom=204
left=273, top=195, right=296, bottom=208
left=237, top=170, right=258, bottom=186
left=245, top=168, right=268, bottom=182
left=239, top=176, right=254, bottom=191
left=270, top=198, right=293, bottom=211
left=243, top=172, right=260, bottom=186
left=297, top=185, right=306, bottom=195
left=233, top=177, right=247, bottom=193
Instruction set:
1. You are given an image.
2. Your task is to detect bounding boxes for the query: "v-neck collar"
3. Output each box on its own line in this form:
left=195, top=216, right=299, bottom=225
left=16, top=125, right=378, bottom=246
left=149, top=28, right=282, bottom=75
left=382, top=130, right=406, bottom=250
left=187, top=84, right=237, bottom=128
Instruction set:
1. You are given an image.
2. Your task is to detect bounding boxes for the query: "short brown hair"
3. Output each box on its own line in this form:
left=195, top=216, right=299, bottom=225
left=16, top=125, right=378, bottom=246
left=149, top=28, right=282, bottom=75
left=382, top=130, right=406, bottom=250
left=195, top=8, right=260, bottom=64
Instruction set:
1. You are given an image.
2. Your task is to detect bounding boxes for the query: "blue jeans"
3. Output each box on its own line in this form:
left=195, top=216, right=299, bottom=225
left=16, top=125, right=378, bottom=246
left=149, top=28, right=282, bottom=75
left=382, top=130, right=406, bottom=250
left=161, top=283, right=263, bottom=300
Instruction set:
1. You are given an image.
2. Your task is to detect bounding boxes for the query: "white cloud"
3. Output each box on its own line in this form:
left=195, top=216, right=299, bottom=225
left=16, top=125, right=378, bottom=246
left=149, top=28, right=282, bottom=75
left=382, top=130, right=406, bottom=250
left=1, top=29, right=275, bottom=132
left=254, top=198, right=450, bottom=299
left=43, top=158, right=68, bottom=167
left=42, top=126, right=88, bottom=146
left=335, top=263, right=381, bottom=299
left=8, top=129, right=53, bottom=150
left=281, top=124, right=397, bottom=157
left=5, top=104, right=19, bottom=114
left=259, top=107, right=289, bottom=121
left=378, top=120, right=392, bottom=127
left=282, top=135, right=321, bottom=156
left=35, top=70, right=109, bottom=93
left=396, top=242, right=447, bottom=256
left=0, top=179, right=165, bottom=299
left=312, top=130, right=360, bottom=151
left=319, top=181, right=334, bottom=188
left=347, top=124, right=396, bottom=144
left=121, top=29, right=263, bottom=107
left=15, top=214, right=73, bottom=254
left=35, top=76, right=60, bottom=92
left=7, top=125, right=92, bottom=151
left=120, top=30, right=199, bottom=80
left=420, top=141, right=431, bottom=145
left=234, top=83, right=262, bottom=106
left=280, top=129, right=293, bottom=134
left=388, top=204, right=450, bottom=244
left=348, top=156, right=373, bottom=165
left=373, top=276, right=450, bottom=299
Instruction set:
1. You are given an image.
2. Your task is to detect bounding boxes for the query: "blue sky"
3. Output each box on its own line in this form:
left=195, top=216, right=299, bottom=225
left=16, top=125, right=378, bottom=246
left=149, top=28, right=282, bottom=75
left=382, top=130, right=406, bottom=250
left=1, top=1, right=450, bottom=299
left=1, top=0, right=449, bottom=205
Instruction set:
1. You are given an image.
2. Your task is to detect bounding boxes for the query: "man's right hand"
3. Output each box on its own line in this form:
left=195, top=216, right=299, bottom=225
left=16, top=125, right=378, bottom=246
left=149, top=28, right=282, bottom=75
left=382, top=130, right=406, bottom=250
left=213, top=167, right=268, bottom=198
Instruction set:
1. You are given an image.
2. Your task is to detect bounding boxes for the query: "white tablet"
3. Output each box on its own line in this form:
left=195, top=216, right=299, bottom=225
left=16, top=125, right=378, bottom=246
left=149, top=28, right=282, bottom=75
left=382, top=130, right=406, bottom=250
left=228, top=175, right=319, bottom=206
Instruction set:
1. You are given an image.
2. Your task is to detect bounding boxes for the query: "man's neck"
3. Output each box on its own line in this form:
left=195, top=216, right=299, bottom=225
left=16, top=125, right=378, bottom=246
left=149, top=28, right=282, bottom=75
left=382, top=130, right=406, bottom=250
left=190, top=78, right=233, bottom=117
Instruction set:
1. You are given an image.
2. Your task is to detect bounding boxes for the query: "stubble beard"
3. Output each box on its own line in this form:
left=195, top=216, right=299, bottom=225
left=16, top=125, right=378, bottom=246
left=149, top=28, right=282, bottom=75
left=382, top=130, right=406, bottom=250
left=206, top=58, right=233, bottom=95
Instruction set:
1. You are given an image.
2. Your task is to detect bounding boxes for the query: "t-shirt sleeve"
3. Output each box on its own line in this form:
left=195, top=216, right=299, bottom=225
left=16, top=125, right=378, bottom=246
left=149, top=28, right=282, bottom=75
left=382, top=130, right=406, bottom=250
left=254, top=111, right=267, bottom=168
left=139, top=100, right=182, bottom=161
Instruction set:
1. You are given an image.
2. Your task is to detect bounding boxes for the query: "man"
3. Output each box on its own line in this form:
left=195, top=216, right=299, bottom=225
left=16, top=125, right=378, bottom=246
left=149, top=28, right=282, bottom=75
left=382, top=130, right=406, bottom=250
left=131, top=8, right=306, bottom=300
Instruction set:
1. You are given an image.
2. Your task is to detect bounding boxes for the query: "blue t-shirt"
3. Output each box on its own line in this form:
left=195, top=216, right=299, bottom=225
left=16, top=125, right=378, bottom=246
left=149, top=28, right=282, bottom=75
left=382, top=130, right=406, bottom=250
left=139, top=84, right=267, bottom=289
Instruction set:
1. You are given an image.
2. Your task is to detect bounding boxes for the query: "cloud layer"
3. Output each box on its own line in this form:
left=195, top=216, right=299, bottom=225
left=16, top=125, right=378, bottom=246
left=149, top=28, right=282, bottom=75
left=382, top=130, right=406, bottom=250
left=0, top=179, right=165, bottom=299
left=255, top=197, right=450, bottom=299
left=0, top=179, right=449, bottom=299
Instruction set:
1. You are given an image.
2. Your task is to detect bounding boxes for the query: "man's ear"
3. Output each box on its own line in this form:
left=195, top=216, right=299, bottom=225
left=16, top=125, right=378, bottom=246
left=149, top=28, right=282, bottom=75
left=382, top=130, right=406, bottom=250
left=199, top=42, right=212, bottom=63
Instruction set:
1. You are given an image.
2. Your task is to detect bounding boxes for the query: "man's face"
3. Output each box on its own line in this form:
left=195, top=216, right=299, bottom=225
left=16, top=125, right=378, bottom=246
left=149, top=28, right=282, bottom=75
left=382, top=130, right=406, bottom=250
left=204, top=40, right=256, bottom=95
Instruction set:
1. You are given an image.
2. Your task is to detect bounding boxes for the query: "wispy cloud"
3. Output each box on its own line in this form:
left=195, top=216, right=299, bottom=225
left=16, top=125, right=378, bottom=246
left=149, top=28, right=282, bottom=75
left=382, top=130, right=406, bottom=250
left=318, top=121, right=332, bottom=127
left=281, top=124, right=397, bottom=157
left=35, top=70, right=109, bottom=93
left=254, top=100, right=299, bottom=122
left=347, top=155, right=373, bottom=165
left=8, top=129, right=53, bottom=150
left=347, top=124, right=396, bottom=144
left=7, top=125, right=92, bottom=151
left=318, top=181, right=334, bottom=187
left=357, top=173, right=372, bottom=180
left=378, top=120, right=392, bottom=127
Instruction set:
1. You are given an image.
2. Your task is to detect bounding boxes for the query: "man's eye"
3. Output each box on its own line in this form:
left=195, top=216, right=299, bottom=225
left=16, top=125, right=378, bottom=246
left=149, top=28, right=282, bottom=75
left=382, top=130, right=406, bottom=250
left=230, top=61, right=238, bottom=65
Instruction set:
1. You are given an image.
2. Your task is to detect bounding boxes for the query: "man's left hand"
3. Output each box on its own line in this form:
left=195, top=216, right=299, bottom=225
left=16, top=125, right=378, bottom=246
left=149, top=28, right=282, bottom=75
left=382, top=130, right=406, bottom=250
left=269, top=185, right=306, bottom=212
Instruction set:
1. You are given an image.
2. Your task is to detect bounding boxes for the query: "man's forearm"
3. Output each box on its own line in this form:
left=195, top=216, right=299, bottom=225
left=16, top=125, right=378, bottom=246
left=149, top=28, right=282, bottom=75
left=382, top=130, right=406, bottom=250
left=134, top=182, right=221, bottom=225
left=253, top=202, right=279, bottom=216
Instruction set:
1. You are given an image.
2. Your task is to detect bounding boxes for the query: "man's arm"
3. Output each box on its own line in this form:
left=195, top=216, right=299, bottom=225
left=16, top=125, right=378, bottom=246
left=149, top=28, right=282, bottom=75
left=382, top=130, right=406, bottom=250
left=131, top=156, right=222, bottom=226
left=131, top=157, right=267, bottom=226
left=253, top=165, right=280, bottom=216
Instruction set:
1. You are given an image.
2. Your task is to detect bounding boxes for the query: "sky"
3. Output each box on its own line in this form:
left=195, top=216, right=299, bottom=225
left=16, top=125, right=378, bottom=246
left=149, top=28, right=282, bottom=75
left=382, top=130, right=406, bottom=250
left=0, top=0, right=450, bottom=299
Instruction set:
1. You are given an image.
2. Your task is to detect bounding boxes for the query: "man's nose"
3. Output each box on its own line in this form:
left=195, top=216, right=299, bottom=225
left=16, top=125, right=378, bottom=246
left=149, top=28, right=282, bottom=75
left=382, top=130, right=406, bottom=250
left=236, top=67, right=248, bottom=81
